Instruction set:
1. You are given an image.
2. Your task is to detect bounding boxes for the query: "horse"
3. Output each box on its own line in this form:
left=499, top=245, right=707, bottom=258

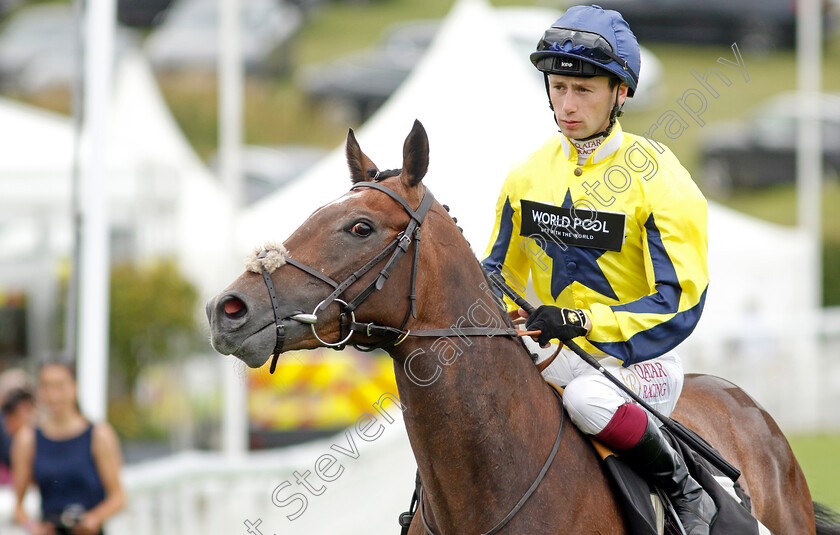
left=206, top=120, right=839, bottom=534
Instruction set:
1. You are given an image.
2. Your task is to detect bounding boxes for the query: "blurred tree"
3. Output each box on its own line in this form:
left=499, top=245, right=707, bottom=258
left=108, top=260, right=199, bottom=398
left=823, top=241, right=840, bottom=307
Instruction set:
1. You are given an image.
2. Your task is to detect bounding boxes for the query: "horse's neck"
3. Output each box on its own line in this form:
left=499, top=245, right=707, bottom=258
left=390, top=334, right=562, bottom=530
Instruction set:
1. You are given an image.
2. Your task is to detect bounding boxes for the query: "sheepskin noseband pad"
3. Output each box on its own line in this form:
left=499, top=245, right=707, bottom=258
left=244, top=241, right=288, bottom=274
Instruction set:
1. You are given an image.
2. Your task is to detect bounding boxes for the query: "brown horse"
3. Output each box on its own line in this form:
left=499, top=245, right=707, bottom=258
left=207, top=121, right=838, bottom=534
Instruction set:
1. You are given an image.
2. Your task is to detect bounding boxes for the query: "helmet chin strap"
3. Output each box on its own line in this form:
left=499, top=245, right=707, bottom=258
left=603, top=84, right=625, bottom=136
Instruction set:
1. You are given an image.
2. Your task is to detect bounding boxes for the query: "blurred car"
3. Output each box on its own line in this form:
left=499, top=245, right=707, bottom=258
left=300, top=7, right=665, bottom=122
left=299, top=18, right=436, bottom=122
left=0, top=3, right=77, bottom=91
left=0, top=0, right=24, bottom=22
left=567, top=0, right=836, bottom=53
left=209, top=144, right=327, bottom=204
left=699, top=92, right=840, bottom=194
left=144, top=0, right=302, bottom=75
left=0, top=3, right=140, bottom=94
left=117, top=0, right=174, bottom=27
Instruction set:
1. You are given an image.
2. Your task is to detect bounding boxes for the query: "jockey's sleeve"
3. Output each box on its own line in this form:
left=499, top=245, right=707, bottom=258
left=481, top=135, right=709, bottom=366
left=586, top=173, right=709, bottom=366
left=481, top=184, right=531, bottom=313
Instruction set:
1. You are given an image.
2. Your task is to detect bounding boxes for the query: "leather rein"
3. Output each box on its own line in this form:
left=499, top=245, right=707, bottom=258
left=256, top=176, right=567, bottom=534
left=418, top=387, right=566, bottom=535
left=255, top=178, right=518, bottom=373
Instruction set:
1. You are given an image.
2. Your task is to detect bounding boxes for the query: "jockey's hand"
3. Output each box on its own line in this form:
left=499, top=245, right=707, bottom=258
left=525, top=306, right=591, bottom=346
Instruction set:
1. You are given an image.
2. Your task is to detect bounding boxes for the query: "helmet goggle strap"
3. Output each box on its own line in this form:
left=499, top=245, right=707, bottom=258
left=536, top=56, right=614, bottom=78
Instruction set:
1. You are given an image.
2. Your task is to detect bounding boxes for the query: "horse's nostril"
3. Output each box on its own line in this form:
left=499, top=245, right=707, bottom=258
left=223, top=297, right=247, bottom=319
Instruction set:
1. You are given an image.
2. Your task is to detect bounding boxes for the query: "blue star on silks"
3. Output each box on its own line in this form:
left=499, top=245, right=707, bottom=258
left=541, top=190, right=619, bottom=301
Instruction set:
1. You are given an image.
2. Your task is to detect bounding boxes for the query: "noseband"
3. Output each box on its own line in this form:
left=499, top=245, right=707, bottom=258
left=256, top=177, right=518, bottom=373
left=256, top=177, right=564, bottom=535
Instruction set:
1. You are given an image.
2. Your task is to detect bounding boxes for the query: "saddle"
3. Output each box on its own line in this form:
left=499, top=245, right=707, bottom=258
left=598, top=423, right=777, bottom=535
left=397, top=383, right=771, bottom=535
left=554, top=380, right=772, bottom=535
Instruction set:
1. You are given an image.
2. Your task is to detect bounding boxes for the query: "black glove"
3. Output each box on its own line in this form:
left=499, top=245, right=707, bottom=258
left=525, top=306, right=589, bottom=346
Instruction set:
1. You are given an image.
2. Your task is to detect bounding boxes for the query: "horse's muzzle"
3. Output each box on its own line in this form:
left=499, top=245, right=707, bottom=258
left=205, top=292, right=263, bottom=357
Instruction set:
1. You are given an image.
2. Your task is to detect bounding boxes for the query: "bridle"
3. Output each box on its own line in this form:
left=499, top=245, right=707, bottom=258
left=255, top=175, right=518, bottom=373
left=255, top=174, right=567, bottom=535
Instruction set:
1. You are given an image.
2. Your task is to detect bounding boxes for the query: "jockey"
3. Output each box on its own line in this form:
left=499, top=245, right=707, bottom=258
left=482, top=5, right=717, bottom=534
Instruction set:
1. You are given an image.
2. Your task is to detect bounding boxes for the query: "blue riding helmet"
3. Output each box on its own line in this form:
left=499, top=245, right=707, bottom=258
left=531, top=5, right=640, bottom=97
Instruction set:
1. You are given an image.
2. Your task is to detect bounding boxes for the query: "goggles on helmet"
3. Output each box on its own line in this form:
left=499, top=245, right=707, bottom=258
left=535, top=28, right=638, bottom=85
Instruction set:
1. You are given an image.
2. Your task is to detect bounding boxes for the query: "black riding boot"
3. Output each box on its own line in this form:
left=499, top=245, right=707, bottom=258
left=622, top=418, right=718, bottom=535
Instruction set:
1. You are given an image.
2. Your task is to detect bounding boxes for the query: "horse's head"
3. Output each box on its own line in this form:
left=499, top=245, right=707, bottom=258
left=206, top=120, right=466, bottom=369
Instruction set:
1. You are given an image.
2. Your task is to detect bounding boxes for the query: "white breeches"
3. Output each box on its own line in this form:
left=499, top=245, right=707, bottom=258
left=537, top=344, right=684, bottom=435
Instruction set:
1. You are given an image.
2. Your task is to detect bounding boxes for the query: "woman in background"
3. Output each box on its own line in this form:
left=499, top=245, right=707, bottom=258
left=0, top=386, right=36, bottom=485
left=12, top=361, right=125, bottom=535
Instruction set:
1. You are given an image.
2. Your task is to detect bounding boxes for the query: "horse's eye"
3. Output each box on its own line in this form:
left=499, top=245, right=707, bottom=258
left=350, top=222, right=372, bottom=237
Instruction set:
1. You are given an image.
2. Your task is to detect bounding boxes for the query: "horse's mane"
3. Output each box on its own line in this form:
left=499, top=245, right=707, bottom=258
left=437, top=202, right=536, bottom=363
left=368, top=167, right=402, bottom=181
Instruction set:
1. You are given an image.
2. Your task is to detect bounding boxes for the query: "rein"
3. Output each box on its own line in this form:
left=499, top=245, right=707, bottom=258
left=419, top=388, right=566, bottom=535
left=256, top=178, right=518, bottom=373
left=257, top=177, right=568, bottom=532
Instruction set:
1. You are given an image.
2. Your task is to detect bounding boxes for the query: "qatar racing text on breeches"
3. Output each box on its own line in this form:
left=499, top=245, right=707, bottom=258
left=538, top=345, right=684, bottom=435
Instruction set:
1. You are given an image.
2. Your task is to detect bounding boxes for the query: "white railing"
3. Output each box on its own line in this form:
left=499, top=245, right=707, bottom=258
left=680, top=307, right=840, bottom=433
left=1, top=415, right=417, bottom=535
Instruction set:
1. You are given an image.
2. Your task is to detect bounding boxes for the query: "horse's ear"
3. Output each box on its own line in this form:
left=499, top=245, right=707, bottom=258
left=400, top=119, right=429, bottom=188
left=346, top=128, right=379, bottom=184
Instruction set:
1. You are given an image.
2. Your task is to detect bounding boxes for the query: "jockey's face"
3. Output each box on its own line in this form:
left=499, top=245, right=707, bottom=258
left=548, top=74, right=627, bottom=139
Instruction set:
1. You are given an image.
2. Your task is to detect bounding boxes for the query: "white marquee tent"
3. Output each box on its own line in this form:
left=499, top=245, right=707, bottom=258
left=0, top=50, right=232, bottom=297
left=0, top=0, right=813, bottom=356
left=237, top=0, right=814, bottom=347
left=0, top=0, right=825, bottom=533
left=225, top=1, right=818, bottom=533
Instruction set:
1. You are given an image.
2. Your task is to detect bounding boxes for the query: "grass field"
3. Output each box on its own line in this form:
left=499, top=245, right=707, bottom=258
left=617, top=42, right=840, bottom=181
left=789, top=433, right=840, bottom=511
